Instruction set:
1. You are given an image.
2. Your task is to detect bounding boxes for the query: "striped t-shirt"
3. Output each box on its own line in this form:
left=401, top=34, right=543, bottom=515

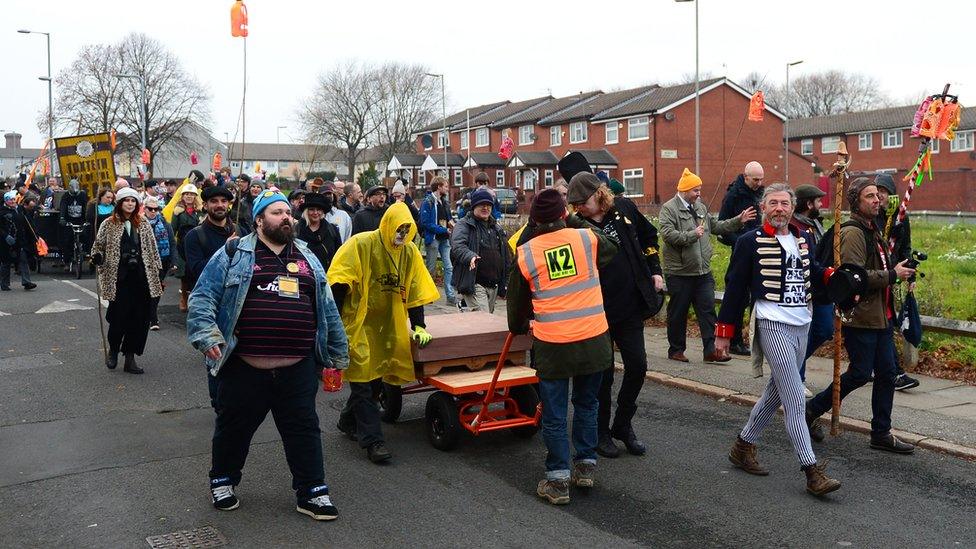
left=234, top=240, right=317, bottom=358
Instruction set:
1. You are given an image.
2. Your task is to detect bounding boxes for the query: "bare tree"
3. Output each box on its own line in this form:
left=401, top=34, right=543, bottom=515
left=300, top=62, right=379, bottom=179
left=371, top=63, right=439, bottom=161
left=49, top=33, right=211, bottom=174
left=766, top=70, right=891, bottom=118
left=739, top=71, right=766, bottom=94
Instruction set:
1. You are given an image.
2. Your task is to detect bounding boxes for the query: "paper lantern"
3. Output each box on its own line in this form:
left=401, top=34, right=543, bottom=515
left=231, top=1, right=249, bottom=38
left=213, top=152, right=223, bottom=171
left=110, top=129, right=117, bottom=151
left=141, top=148, right=151, bottom=165
left=190, top=151, right=199, bottom=165
left=748, top=91, right=765, bottom=122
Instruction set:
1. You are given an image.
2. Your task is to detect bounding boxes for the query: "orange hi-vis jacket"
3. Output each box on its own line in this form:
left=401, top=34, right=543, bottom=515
left=516, top=227, right=608, bottom=344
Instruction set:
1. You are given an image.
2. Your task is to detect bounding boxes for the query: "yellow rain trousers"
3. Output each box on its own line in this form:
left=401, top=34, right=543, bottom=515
left=327, top=202, right=440, bottom=385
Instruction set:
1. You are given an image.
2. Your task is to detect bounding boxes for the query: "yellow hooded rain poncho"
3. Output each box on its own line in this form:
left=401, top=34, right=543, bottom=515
left=327, top=202, right=440, bottom=385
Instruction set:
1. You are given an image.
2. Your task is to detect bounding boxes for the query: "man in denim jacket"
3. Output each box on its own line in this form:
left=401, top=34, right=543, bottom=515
left=187, top=190, right=349, bottom=521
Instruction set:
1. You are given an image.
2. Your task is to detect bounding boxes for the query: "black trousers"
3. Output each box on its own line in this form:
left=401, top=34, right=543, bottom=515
left=106, top=266, right=152, bottom=355
left=598, top=320, right=648, bottom=436
left=665, top=273, right=718, bottom=356
left=338, top=379, right=384, bottom=448
left=209, top=355, right=327, bottom=499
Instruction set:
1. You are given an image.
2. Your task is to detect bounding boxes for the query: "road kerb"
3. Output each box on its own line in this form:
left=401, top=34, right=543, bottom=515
left=623, top=365, right=976, bottom=462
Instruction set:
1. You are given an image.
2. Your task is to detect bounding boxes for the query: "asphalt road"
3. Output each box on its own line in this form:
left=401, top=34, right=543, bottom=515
left=1, top=272, right=975, bottom=548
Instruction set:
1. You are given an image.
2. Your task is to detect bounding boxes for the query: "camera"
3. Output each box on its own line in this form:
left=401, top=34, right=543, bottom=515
left=120, top=249, right=141, bottom=270
left=905, top=250, right=926, bottom=283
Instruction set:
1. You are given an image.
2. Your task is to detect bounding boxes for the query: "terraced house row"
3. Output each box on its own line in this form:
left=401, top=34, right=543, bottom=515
left=393, top=77, right=788, bottom=210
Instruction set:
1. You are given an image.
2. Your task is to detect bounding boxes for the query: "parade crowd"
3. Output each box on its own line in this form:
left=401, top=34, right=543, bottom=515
left=0, top=152, right=922, bottom=518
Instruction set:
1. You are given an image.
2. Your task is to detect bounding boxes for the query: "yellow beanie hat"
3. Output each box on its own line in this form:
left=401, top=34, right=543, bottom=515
left=677, top=168, right=702, bottom=192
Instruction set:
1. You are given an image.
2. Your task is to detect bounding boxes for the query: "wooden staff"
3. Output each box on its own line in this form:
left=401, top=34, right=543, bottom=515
left=829, top=141, right=849, bottom=435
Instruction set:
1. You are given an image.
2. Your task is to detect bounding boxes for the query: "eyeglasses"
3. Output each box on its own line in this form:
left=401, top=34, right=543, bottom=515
left=145, top=207, right=161, bottom=211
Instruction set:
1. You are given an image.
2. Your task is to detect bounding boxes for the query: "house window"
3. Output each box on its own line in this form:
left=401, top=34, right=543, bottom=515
left=475, top=128, right=489, bottom=147
left=522, top=169, right=537, bottom=191
left=453, top=169, right=462, bottom=186
left=628, top=116, right=649, bottom=141
left=460, top=132, right=468, bottom=150
left=800, top=139, right=813, bottom=155
left=550, top=125, right=561, bottom=146
left=930, top=139, right=940, bottom=154
left=418, top=170, right=426, bottom=185
left=519, top=125, right=533, bottom=146
left=821, top=136, right=840, bottom=154
left=544, top=169, right=554, bottom=187
left=882, top=130, right=903, bottom=149
left=438, top=131, right=449, bottom=148
left=950, top=130, right=974, bottom=152
left=495, top=169, right=505, bottom=187
left=570, top=121, right=587, bottom=144
left=605, top=122, right=618, bottom=144
left=622, top=168, right=644, bottom=196
left=423, top=135, right=432, bottom=151
left=858, top=133, right=872, bottom=151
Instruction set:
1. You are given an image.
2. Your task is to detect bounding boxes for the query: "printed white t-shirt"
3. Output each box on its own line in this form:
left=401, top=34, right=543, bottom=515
left=754, top=233, right=812, bottom=326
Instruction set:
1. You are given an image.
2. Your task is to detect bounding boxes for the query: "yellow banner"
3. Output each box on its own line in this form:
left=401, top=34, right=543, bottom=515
left=55, top=132, right=117, bottom=197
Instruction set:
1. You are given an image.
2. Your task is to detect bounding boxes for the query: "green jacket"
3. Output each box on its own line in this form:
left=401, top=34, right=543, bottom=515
left=506, top=214, right=618, bottom=380
left=659, top=194, right=742, bottom=276
left=840, top=214, right=898, bottom=329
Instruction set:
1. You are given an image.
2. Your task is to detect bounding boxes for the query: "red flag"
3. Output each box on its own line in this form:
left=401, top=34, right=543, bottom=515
left=748, top=91, right=765, bottom=122
left=498, top=135, right=514, bottom=160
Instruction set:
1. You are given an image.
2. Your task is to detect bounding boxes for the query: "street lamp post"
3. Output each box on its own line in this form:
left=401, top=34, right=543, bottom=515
left=18, top=29, right=54, bottom=176
left=674, top=0, right=699, bottom=174
left=784, top=59, right=804, bottom=183
left=426, top=73, right=447, bottom=181
left=276, top=125, right=287, bottom=180
left=118, top=73, right=148, bottom=175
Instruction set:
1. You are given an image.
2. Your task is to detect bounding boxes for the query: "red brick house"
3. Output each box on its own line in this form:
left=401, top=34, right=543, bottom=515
left=787, top=105, right=976, bottom=212
left=404, top=78, right=788, bottom=210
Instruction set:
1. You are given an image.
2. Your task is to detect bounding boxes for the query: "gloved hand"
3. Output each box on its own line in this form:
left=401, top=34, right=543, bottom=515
left=4, top=235, right=15, bottom=246
left=411, top=326, right=433, bottom=348
left=91, top=253, right=104, bottom=266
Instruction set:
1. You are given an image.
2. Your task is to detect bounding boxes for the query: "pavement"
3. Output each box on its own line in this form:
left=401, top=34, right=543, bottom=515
left=2, top=273, right=976, bottom=548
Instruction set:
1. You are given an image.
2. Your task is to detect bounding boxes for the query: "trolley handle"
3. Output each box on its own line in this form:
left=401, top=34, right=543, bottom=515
left=471, top=332, right=514, bottom=428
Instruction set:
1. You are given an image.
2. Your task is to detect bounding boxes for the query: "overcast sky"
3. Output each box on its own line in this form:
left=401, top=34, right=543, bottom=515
left=3, top=0, right=972, bottom=149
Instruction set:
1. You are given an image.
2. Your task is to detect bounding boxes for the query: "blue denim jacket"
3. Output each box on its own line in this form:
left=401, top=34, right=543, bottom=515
left=186, top=233, right=349, bottom=376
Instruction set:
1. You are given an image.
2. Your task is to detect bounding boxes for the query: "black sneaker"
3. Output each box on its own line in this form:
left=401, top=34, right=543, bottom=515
left=297, top=494, right=338, bottom=521
left=894, top=374, right=920, bottom=391
left=729, top=342, right=751, bottom=356
left=367, top=441, right=392, bottom=463
left=211, top=485, right=240, bottom=511
left=22, top=282, right=37, bottom=290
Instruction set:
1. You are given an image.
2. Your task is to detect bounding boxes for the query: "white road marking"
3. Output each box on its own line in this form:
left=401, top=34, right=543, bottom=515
left=0, top=311, right=9, bottom=317
left=36, top=300, right=95, bottom=314
left=61, top=279, right=108, bottom=307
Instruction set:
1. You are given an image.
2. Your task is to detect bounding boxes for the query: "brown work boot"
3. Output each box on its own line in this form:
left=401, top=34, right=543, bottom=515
left=803, top=462, right=841, bottom=496
left=179, top=290, right=189, bottom=312
left=728, top=436, right=769, bottom=476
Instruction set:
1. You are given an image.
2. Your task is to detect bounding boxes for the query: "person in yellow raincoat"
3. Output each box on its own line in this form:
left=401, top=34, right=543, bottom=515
left=327, top=201, right=439, bottom=463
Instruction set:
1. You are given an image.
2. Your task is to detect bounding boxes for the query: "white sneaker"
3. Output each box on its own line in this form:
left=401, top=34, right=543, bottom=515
left=803, top=386, right=813, bottom=398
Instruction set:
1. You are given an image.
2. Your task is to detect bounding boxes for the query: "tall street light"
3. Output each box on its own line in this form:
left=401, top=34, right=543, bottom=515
left=118, top=73, right=148, bottom=174
left=276, top=125, right=287, bottom=179
left=674, top=0, right=699, bottom=174
left=784, top=59, right=804, bottom=183
left=425, top=72, right=447, bottom=181
left=18, top=29, right=54, bottom=175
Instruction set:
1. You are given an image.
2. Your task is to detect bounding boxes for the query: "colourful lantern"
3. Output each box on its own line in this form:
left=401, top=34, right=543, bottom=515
left=190, top=151, right=199, bottom=165
left=213, top=152, right=223, bottom=171
left=141, top=148, right=151, bottom=165
left=110, top=129, right=117, bottom=151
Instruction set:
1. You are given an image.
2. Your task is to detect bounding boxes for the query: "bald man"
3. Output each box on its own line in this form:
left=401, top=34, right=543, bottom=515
left=717, top=161, right=765, bottom=356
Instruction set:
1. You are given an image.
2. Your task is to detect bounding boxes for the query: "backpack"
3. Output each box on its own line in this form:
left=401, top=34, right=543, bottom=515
left=815, top=220, right=874, bottom=269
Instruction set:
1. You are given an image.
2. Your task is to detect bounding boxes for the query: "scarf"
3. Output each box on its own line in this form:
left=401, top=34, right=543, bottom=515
left=150, top=216, right=171, bottom=258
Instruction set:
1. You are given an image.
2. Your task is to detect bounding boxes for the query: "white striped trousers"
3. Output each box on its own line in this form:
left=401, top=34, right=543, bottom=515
left=739, top=318, right=817, bottom=467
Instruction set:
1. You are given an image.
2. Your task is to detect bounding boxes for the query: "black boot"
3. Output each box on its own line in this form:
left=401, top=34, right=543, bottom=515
left=106, top=352, right=118, bottom=370
left=612, top=427, right=647, bottom=456
left=123, top=353, right=144, bottom=374
left=596, top=433, right=621, bottom=458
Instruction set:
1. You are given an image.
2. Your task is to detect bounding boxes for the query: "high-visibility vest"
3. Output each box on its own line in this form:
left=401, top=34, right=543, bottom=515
left=516, top=227, right=608, bottom=343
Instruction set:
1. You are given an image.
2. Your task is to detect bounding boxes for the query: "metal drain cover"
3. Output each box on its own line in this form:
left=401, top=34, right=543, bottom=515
left=146, top=526, right=227, bottom=548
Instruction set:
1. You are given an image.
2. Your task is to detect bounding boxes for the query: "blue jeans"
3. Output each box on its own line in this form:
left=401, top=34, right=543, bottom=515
left=801, top=303, right=834, bottom=381
left=538, top=371, right=603, bottom=480
left=425, top=237, right=455, bottom=300
left=808, top=323, right=897, bottom=436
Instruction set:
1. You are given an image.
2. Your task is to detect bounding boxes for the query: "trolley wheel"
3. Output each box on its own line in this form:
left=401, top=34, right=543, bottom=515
left=509, top=385, right=540, bottom=438
left=378, top=382, right=403, bottom=423
left=425, top=391, right=462, bottom=451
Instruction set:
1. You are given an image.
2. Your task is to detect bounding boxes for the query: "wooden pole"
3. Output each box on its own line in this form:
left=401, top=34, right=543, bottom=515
left=830, top=141, right=849, bottom=436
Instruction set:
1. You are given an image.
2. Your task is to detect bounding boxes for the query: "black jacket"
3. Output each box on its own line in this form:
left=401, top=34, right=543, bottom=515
left=581, top=196, right=663, bottom=323
left=877, top=210, right=911, bottom=265
left=59, top=190, right=88, bottom=223
left=351, top=204, right=387, bottom=235
left=450, top=213, right=509, bottom=295
left=183, top=220, right=236, bottom=286
left=717, top=174, right=762, bottom=247
left=15, top=206, right=38, bottom=252
left=297, top=218, right=341, bottom=272
left=0, top=205, right=19, bottom=262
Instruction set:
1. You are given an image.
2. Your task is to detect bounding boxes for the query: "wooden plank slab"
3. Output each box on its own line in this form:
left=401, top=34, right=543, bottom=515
left=415, top=350, right=526, bottom=378
left=425, top=365, right=538, bottom=395
left=412, top=311, right=532, bottom=363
